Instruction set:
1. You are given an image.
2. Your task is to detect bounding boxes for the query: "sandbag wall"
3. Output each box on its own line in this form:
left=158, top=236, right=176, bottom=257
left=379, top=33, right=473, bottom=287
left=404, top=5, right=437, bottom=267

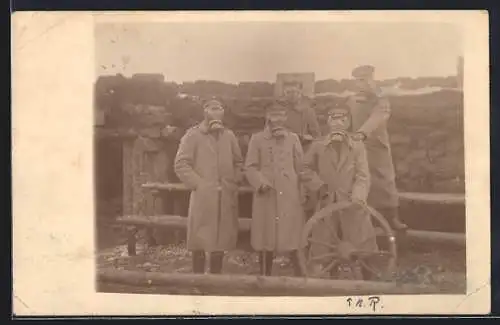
left=95, top=75, right=464, bottom=213
left=222, top=92, right=465, bottom=194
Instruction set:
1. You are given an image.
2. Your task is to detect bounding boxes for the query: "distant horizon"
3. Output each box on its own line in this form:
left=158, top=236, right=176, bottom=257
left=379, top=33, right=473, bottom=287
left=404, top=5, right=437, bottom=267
left=96, top=22, right=462, bottom=83
left=96, top=72, right=460, bottom=84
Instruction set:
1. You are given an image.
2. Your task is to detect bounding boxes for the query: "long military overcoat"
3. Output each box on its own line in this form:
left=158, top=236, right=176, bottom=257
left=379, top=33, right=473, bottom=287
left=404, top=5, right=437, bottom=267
left=245, top=128, right=306, bottom=253
left=347, top=90, right=399, bottom=208
left=301, top=136, right=378, bottom=256
left=174, top=122, right=243, bottom=252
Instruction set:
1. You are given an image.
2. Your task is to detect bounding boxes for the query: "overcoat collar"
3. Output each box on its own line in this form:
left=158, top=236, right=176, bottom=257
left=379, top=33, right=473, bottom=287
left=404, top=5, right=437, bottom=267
left=321, top=134, right=355, bottom=171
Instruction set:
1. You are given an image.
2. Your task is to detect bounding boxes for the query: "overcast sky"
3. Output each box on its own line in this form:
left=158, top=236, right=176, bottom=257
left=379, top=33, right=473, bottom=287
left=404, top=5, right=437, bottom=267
left=95, top=22, right=462, bottom=83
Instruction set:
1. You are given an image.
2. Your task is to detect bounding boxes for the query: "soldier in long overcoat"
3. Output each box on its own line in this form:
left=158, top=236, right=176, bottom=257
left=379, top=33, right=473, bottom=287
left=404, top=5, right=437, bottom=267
left=174, top=99, right=244, bottom=274
left=346, top=65, right=408, bottom=231
left=245, top=103, right=306, bottom=276
left=301, top=105, right=379, bottom=278
left=281, top=82, right=322, bottom=150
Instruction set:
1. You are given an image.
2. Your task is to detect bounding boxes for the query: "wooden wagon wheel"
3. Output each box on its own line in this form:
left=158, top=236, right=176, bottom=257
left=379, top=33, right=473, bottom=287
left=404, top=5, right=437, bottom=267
left=297, top=199, right=397, bottom=281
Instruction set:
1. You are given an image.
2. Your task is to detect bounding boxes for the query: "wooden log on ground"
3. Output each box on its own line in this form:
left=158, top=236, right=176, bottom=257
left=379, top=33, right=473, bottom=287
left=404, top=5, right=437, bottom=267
left=116, top=215, right=465, bottom=248
left=97, top=269, right=440, bottom=296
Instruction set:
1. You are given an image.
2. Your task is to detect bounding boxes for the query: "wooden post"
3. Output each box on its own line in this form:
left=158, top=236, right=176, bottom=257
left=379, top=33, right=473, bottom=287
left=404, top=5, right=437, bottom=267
left=122, top=138, right=134, bottom=215
left=165, top=140, right=187, bottom=244
left=136, top=131, right=176, bottom=246
left=135, top=135, right=157, bottom=247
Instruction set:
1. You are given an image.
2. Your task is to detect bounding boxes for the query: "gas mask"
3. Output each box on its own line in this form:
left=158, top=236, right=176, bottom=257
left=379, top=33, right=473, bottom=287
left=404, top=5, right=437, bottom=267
left=266, top=110, right=288, bottom=137
left=327, top=109, right=351, bottom=143
left=208, top=119, right=224, bottom=131
left=328, top=131, right=348, bottom=142
left=203, top=100, right=225, bottom=131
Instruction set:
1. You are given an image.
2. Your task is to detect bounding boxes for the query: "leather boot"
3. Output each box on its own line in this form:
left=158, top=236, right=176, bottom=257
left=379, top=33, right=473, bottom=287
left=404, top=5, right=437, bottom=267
left=192, top=250, right=206, bottom=274
left=380, top=207, right=408, bottom=232
left=209, top=251, right=224, bottom=274
left=259, top=251, right=274, bottom=276
left=289, top=250, right=304, bottom=277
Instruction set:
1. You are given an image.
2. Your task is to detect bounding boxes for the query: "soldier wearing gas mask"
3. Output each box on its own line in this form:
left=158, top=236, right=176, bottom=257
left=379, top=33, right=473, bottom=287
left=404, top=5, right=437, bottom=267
left=174, top=99, right=244, bottom=274
left=245, top=102, right=307, bottom=277
left=347, top=65, right=408, bottom=232
left=301, top=104, right=379, bottom=279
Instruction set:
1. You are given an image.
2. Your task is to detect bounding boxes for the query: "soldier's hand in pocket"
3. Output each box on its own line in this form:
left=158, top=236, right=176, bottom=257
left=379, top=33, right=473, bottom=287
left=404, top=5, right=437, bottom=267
left=350, top=193, right=366, bottom=207
left=258, top=184, right=272, bottom=194
left=351, top=132, right=367, bottom=142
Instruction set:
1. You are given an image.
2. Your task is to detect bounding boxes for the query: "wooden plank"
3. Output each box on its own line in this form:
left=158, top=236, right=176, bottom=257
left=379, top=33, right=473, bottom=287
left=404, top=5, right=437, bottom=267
left=404, top=230, right=465, bottom=247
left=117, top=215, right=252, bottom=232
left=95, top=128, right=139, bottom=139
left=141, top=182, right=465, bottom=205
left=142, top=182, right=253, bottom=194
left=97, top=269, right=440, bottom=296
left=95, top=127, right=177, bottom=140
left=398, top=192, right=465, bottom=205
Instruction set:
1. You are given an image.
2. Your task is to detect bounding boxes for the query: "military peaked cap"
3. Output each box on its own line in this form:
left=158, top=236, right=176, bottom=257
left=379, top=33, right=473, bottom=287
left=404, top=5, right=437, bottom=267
left=327, top=104, right=350, bottom=119
left=351, top=65, right=375, bottom=78
left=203, top=99, right=223, bottom=110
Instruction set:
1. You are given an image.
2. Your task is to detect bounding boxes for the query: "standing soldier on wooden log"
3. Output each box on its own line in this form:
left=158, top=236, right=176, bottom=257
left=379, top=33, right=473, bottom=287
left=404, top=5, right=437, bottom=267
left=174, top=99, right=244, bottom=274
left=301, top=104, right=379, bottom=279
left=245, top=102, right=307, bottom=277
left=347, top=65, right=408, bottom=232
left=280, top=81, right=321, bottom=151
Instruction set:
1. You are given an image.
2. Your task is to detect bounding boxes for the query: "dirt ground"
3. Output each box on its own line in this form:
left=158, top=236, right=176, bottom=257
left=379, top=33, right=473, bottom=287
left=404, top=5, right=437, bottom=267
left=95, top=224, right=466, bottom=296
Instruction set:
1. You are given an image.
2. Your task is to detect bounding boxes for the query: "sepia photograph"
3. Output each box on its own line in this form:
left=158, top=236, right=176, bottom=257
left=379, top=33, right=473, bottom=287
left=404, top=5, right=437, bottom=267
left=12, top=11, right=490, bottom=315
left=94, top=19, right=467, bottom=297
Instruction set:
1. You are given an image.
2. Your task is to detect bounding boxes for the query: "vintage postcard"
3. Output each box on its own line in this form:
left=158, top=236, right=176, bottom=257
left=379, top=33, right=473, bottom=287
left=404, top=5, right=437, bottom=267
left=12, top=10, right=490, bottom=316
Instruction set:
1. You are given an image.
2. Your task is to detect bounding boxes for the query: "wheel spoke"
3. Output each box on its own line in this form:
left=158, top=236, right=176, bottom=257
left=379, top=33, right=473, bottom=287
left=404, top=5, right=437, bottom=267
left=355, top=249, right=395, bottom=259
left=308, top=238, right=338, bottom=250
left=322, top=259, right=340, bottom=273
left=307, top=259, right=340, bottom=278
left=358, top=259, right=381, bottom=278
left=307, top=252, right=339, bottom=264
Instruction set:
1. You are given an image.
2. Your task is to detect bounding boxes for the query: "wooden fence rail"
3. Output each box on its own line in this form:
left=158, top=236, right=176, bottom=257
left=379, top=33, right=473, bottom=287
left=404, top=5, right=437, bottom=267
left=142, top=182, right=466, bottom=206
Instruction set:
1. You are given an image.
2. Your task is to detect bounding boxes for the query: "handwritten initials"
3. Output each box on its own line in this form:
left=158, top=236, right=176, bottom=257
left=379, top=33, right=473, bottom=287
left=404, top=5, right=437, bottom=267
left=346, top=296, right=382, bottom=312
